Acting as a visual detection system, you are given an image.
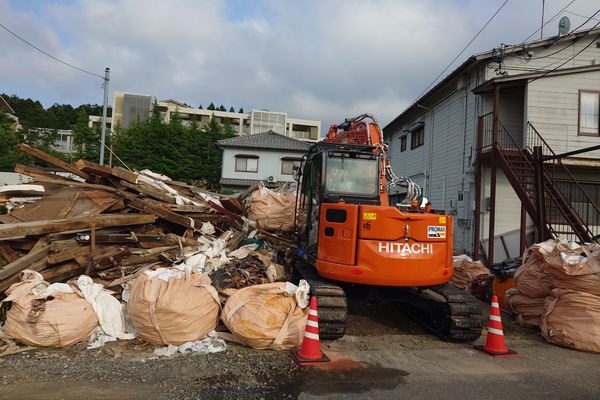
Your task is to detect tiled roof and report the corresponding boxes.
[220,178,283,188]
[217,130,311,152]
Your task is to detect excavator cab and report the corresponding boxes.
[297,143,380,258]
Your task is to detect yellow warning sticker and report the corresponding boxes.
[439,216,447,224]
[363,212,377,220]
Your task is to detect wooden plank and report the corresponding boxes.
[0,245,49,279]
[0,243,20,263]
[167,204,209,213]
[14,165,117,192]
[42,262,85,283]
[14,164,76,182]
[117,191,195,229]
[56,192,80,219]
[0,213,156,240]
[112,166,139,184]
[17,144,91,180]
[75,159,112,177]
[47,245,91,265]
[120,180,175,204]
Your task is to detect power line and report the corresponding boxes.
[0,21,104,79]
[522,0,576,42]
[565,10,600,22]
[518,9,600,62]
[413,0,510,101]
[528,24,600,84]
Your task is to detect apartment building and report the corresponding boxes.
[90,92,321,142]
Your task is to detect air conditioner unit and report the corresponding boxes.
[268,176,274,182]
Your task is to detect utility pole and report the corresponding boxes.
[540,0,545,39]
[99,67,110,165]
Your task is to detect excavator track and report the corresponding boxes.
[293,258,347,340]
[390,284,485,342]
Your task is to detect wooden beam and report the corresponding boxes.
[120,180,175,204]
[0,213,156,240]
[75,159,113,177]
[118,191,196,229]
[0,243,20,263]
[112,166,138,184]
[17,144,91,180]
[0,245,49,279]
[47,245,91,265]
[14,165,117,192]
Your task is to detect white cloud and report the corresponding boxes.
[1,0,599,129]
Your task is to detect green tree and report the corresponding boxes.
[72,109,100,161]
[207,102,215,111]
[218,105,226,111]
[238,107,244,113]
[0,112,25,171]
[229,106,235,112]
[198,104,203,109]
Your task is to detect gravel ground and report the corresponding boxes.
[0,293,552,400]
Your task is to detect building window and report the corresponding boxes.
[235,155,258,172]
[281,158,302,175]
[411,127,425,149]
[579,91,600,136]
[400,136,407,152]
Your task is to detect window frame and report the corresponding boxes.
[234,154,259,172]
[578,90,600,137]
[411,126,425,149]
[281,157,302,175]
[400,135,407,152]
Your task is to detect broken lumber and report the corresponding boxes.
[47,246,91,265]
[120,180,175,204]
[112,166,138,184]
[0,245,50,279]
[17,144,91,180]
[0,214,156,240]
[75,159,113,177]
[117,191,197,229]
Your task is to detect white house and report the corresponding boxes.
[384,27,600,264]
[217,130,311,191]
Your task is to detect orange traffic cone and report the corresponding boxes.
[473,295,518,358]
[290,296,330,365]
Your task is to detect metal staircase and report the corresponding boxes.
[478,112,600,243]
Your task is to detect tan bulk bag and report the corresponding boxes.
[3,271,98,347]
[221,282,308,350]
[505,288,545,327]
[127,269,220,345]
[543,243,600,296]
[450,255,489,290]
[541,288,600,353]
[247,183,295,232]
[514,245,553,297]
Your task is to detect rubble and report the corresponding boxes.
[0,144,302,353]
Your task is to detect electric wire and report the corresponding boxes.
[0,21,104,79]
[522,9,600,61]
[522,0,577,42]
[413,0,510,102]
[565,10,600,22]
[528,24,600,84]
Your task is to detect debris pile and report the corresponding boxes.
[508,238,600,353]
[0,144,304,354]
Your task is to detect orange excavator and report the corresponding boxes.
[294,114,484,341]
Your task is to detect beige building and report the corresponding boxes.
[91,92,321,142]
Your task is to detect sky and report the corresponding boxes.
[1,0,599,131]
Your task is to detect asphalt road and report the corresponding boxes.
[1,296,598,400]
